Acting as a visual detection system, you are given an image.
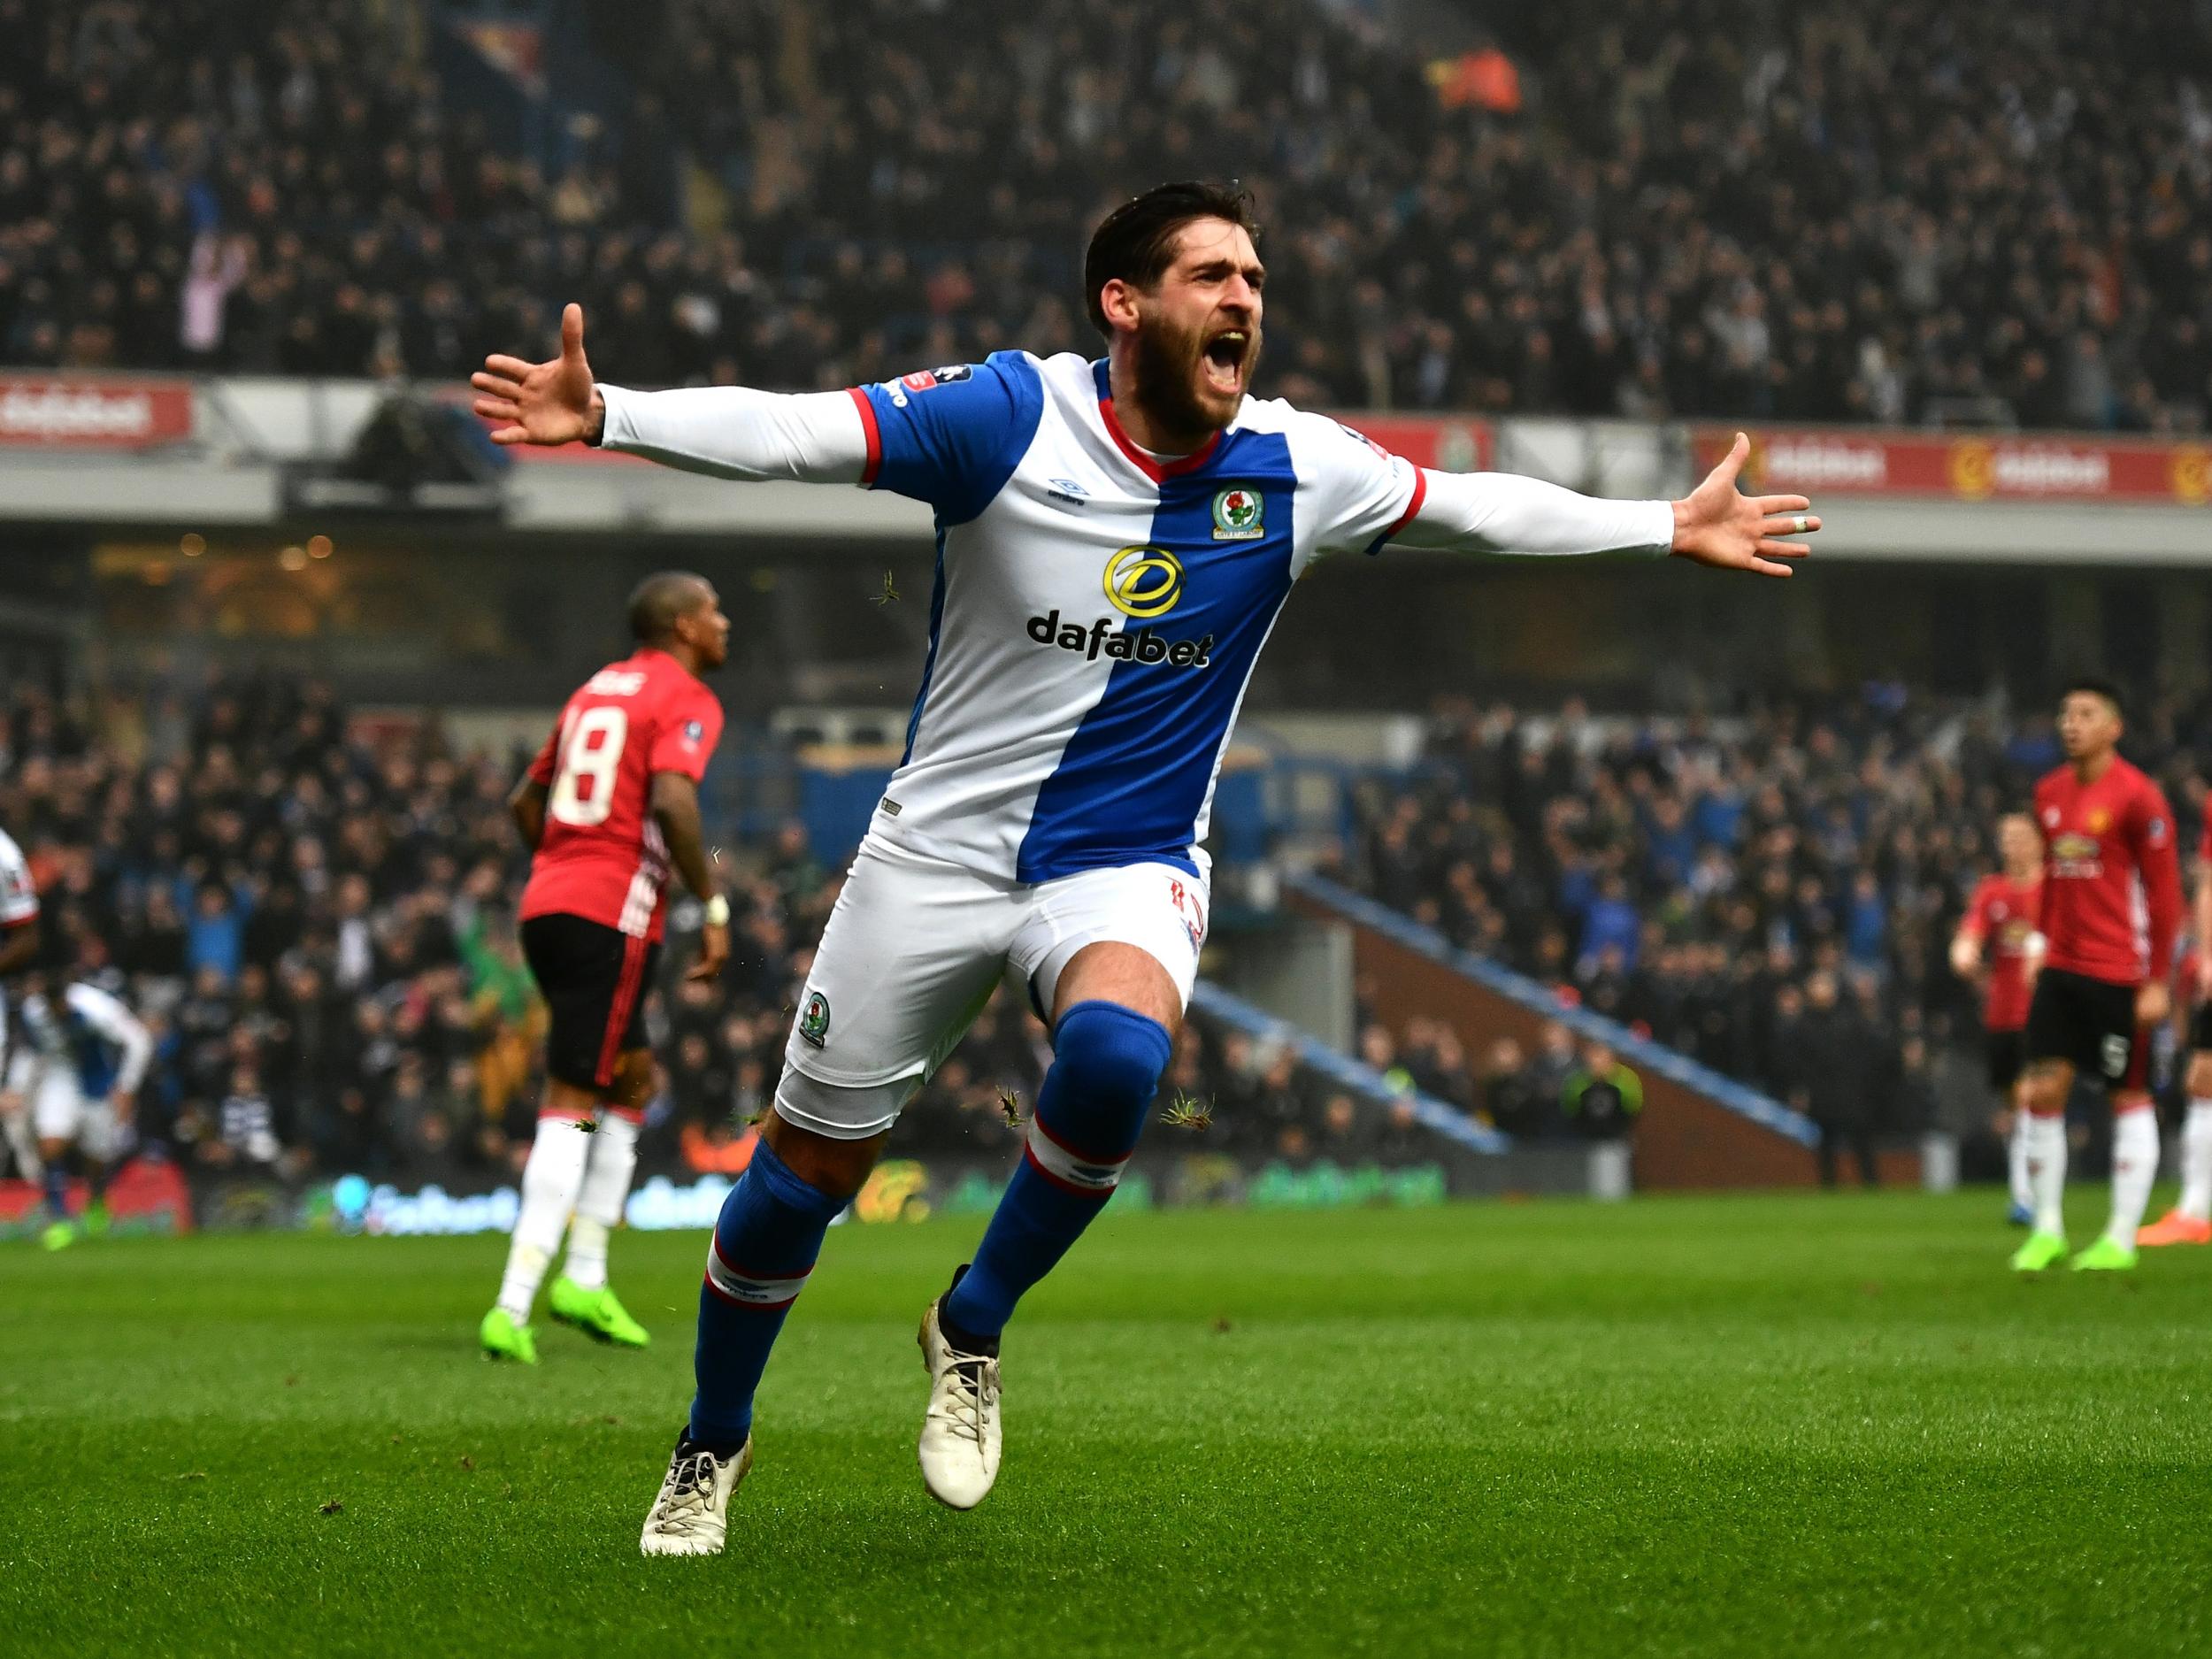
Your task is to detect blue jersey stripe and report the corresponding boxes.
[879,353,1044,765]
[1015,429,1297,883]
[863,350,1045,526]
[901,530,949,766]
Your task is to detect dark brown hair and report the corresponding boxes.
[1083,180,1262,336]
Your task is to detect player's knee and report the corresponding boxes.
[731,1134,850,1227]
[2020,1064,2065,1115]
[1050,1000,1173,1123]
[606,1047,656,1111]
[759,1117,880,1199]
[762,1074,895,1198]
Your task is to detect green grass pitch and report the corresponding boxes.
[4,1190,2209,1657]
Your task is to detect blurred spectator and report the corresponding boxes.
[1791,971,1881,1188]
[1,0,2205,432]
[1562,1042,1641,1141]
[0,672,1617,1190]
[1336,687,2211,1164]
[1480,1036,1547,1138]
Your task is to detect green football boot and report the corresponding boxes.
[479,1306,539,1363]
[2010,1230,2069,1272]
[2070,1235,2138,1273]
[549,1276,651,1348]
[39,1220,75,1253]
[80,1200,110,1239]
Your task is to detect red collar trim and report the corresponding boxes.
[1092,363,1224,481]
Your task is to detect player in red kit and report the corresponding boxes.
[1949,812,2044,1225]
[2010,680,2183,1273]
[480,572,733,1363]
[2138,792,2212,1247]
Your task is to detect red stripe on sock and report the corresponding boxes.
[1020,1141,1118,1200]
[1030,1111,1131,1171]
[710,1233,815,1285]
[701,1271,797,1312]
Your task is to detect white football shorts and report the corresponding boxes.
[24,1067,119,1157]
[777,834,1209,1138]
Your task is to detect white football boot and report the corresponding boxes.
[917,1297,1002,1509]
[640,1435,752,1556]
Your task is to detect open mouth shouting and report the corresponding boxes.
[1202,327,1252,398]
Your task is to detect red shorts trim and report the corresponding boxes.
[595,932,650,1089]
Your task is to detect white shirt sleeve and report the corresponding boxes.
[1298,412,1673,562]
[1297,414,1426,558]
[67,984,152,1097]
[0,830,37,926]
[1394,469,1676,558]
[596,384,872,484]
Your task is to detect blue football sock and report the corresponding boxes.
[43,1160,69,1223]
[687,1139,846,1451]
[946,1000,1171,1340]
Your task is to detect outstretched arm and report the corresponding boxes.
[472,303,868,483]
[1393,432,1819,575]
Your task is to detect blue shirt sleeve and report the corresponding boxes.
[852,351,1045,525]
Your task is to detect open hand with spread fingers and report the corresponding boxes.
[471,302,604,446]
[1669,431,1820,577]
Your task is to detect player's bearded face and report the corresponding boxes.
[1130,219,1263,436]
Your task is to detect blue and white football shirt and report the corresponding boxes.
[843,352,1425,886]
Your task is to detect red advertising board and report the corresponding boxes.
[1699,426,2212,506]
[0,1157,193,1234]
[1336,413,1494,472]
[0,376,194,449]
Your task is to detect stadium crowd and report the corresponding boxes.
[5,0,2210,431]
[1331,689,2212,1172]
[0,672,1448,1195]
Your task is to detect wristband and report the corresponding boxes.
[703,894,731,927]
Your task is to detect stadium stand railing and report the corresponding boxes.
[1189,979,1509,1156]
[1283,872,1820,1150]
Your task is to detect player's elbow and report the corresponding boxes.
[649,771,699,824]
[510,779,549,841]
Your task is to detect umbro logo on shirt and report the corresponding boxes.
[1047,478,1090,506]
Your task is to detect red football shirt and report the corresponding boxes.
[519,649,724,941]
[2033,757,2182,987]
[1959,872,2042,1032]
